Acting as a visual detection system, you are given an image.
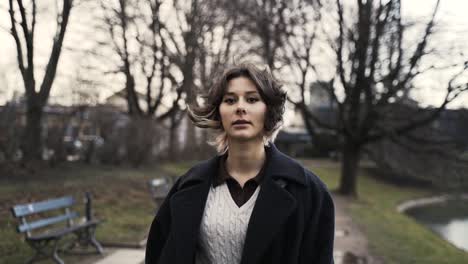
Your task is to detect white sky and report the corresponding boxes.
[401,0,468,108]
[0,0,467,108]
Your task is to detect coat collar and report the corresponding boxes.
[169,143,306,264]
[177,143,307,189]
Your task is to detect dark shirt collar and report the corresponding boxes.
[213,148,268,188]
[176,143,307,191]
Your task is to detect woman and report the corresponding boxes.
[145,63,335,264]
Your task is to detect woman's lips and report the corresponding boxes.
[232,123,250,128]
[232,120,251,125]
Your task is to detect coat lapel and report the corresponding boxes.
[240,144,306,264]
[239,176,297,264]
[169,158,216,264]
[170,183,210,263]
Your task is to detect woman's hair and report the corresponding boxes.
[188,62,287,154]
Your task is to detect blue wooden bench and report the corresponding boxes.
[11,192,103,264]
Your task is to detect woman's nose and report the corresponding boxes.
[236,107,246,115]
[235,98,247,114]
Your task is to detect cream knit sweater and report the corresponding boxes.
[195,183,260,264]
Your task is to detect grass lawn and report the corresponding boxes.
[0,162,191,264]
[2,159,467,264]
[300,160,468,264]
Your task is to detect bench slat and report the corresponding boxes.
[17,212,78,233]
[11,196,75,217]
[28,219,101,240]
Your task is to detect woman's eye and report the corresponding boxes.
[223,98,235,104]
[247,97,259,103]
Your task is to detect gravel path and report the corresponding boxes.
[333,193,384,264]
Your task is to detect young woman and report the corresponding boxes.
[145,63,335,264]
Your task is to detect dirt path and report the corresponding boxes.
[332,193,384,264]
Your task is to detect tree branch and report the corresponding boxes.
[39,0,73,106]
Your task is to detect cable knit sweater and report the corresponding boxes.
[195,183,261,264]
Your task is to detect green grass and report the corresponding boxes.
[3,159,468,263]
[302,161,468,264]
[160,160,198,176]
[0,162,173,264]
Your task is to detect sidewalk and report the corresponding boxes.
[93,193,380,264]
[333,193,384,264]
[93,249,145,264]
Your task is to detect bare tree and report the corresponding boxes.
[8,0,74,161]
[99,0,183,120]
[98,0,228,160]
[290,0,468,196]
[279,2,326,136]
[188,0,238,156]
[196,0,237,91]
[98,0,223,115]
[163,0,238,157]
[222,0,321,69]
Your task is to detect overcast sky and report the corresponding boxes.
[401,0,468,108]
[0,0,467,108]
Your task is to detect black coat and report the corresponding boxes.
[145,144,335,264]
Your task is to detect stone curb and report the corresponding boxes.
[396,193,468,213]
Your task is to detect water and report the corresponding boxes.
[406,199,468,251]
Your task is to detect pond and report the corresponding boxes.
[405,199,468,251]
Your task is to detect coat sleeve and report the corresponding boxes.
[300,186,335,264]
[145,177,181,264]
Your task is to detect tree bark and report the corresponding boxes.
[338,138,361,196]
[125,72,141,117]
[9,0,73,163]
[168,112,178,161]
[23,103,43,161]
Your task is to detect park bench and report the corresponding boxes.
[148,176,174,212]
[10,192,103,264]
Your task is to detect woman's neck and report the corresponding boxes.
[225,139,266,185]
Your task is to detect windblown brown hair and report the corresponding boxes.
[187,62,287,154]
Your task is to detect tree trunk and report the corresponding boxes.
[125,73,141,116]
[338,138,361,196]
[184,119,197,159]
[23,104,43,161]
[168,113,178,161]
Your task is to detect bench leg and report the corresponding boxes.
[52,241,65,264]
[72,224,103,254]
[90,236,104,254]
[87,225,104,254]
[26,239,64,264]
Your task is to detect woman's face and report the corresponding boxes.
[219,76,267,142]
